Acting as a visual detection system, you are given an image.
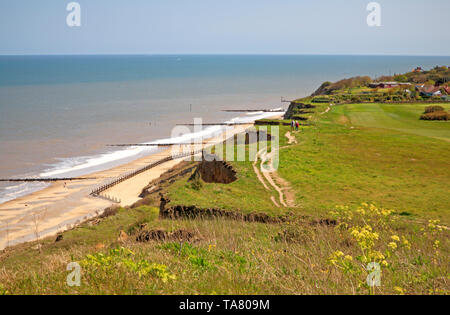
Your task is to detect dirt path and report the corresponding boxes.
[252,155,270,191]
[320,103,334,115]
[285,131,298,145]
[253,147,295,208]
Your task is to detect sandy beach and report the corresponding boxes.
[0,123,254,250]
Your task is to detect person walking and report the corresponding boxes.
[295,121,299,131]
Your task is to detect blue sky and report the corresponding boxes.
[1,0,449,55]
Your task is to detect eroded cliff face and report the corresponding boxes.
[283,102,316,120]
[189,154,237,184]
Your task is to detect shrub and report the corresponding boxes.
[420,111,450,121]
[190,173,203,191]
[394,75,408,82]
[424,106,445,113]
[312,97,330,103]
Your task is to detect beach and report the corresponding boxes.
[0,123,255,250]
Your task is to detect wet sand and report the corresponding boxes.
[0,124,253,250]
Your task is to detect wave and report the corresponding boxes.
[0,109,284,204]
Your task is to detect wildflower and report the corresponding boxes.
[394,286,405,295]
[381,260,388,267]
[368,250,385,262]
[391,235,400,242]
[356,207,366,216]
[350,225,379,250]
[388,242,398,250]
[433,240,440,250]
[328,251,345,266]
[344,255,353,261]
[402,237,411,250]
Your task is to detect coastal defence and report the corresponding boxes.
[0,178,96,182]
[0,122,257,251]
[90,150,204,197]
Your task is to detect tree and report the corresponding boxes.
[394,75,408,83]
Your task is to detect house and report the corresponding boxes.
[369,82,411,89]
[417,85,442,97]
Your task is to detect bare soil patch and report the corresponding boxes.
[136,229,200,243]
[160,201,287,224]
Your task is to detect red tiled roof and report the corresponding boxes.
[418,85,440,94]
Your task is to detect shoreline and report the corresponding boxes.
[0,121,268,250]
[0,102,288,204]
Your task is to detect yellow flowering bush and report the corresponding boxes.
[328,251,356,274]
[327,202,439,294]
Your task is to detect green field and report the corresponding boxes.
[169,102,450,223]
[336,103,450,142]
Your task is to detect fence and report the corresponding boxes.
[90,149,203,197]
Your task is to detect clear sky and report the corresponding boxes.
[1,0,449,55]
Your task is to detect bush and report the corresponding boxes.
[190,173,203,191]
[394,75,408,82]
[420,111,450,121]
[312,97,330,103]
[424,106,445,114]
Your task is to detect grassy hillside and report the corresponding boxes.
[169,102,450,223]
[0,101,448,295]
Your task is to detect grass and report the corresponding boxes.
[0,100,448,295]
[0,203,447,295]
[276,103,450,222]
[337,103,450,141]
[167,134,290,216]
[168,102,450,223]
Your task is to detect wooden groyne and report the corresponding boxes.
[90,150,203,197]
[97,194,121,204]
[176,123,250,126]
[0,177,96,182]
[106,143,208,147]
[222,109,285,113]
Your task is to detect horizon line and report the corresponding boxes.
[1,53,450,57]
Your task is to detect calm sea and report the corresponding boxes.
[1,54,449,203]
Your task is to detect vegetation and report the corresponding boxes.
[421,105,450,121]
[0,79,449,295]
[312,76,373,96]
[377,66,450,85]
[311,66,450,105]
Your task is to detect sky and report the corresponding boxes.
[0,0,449,55]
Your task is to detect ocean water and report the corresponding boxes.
[1,54,450,203]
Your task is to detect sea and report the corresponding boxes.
[1,54,450,203]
